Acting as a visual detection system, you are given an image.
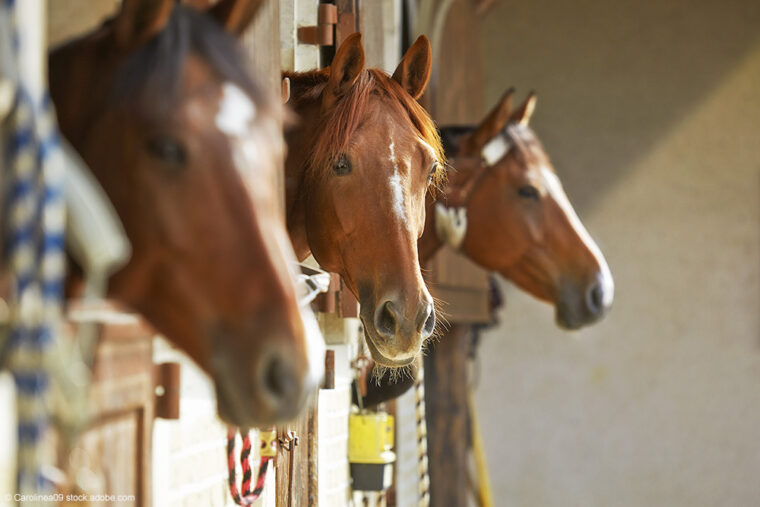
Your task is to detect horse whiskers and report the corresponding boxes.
[364,296,446,387]
[431,295,451,339]
[370,364,388,386]
[370,363,414,385]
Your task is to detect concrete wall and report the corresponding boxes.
[472,0,760,505]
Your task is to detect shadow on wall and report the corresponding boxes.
[479,0,760,211]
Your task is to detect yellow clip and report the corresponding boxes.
[260,428,278,457]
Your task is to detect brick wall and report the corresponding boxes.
[152,338,272,507]
[393,389,421,507]
[317,343,354,506]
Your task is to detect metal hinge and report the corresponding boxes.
[297,3,338,46]
[155,362,181,419]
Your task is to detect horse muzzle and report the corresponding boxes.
[359,290,435,367]
[555,274,614,329]
[210,339,318,428]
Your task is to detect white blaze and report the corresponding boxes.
[388,139,409,228]
[215,82,326,386]
[216,82,256,137]
[541,167,614,307]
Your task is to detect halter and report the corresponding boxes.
[481,123,521,166]
[434,124,519,251]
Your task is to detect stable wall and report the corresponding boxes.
[471,0,760,505]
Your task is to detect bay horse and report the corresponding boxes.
[48,0,324,427]
[284,34,446,367]
[422,89,614,328]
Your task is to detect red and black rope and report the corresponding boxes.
[227,427,273,505]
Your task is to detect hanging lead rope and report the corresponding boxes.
[415,363,430,506]
[226,427,276,506]
[223,265,326,505]
[0,0,66,497]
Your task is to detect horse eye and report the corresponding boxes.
[517,185,540,200]
[146,136,187,167]
[428,162,438,182]
[334,153,352,175]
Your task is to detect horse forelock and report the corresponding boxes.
[111,5,274,121]
[287,68,446,188]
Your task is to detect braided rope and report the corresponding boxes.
[414,363,430,506]
[226,427,272,505]
[1,0,66,497]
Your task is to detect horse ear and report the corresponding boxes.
[114,0,173,49]
[323,33,365,110]
[208,0,265,36]
[462,88,514,154]
[392,35,432,100]
[510,92,537,126]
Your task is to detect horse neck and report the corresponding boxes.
[283,75,324,260]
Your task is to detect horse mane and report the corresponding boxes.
[112,5,271,118]
[285,68,446,188]
[438,125,476,157]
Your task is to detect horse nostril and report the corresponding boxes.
[421,306,436,337]
[375,301,398,339]
[586,282,605,316]
[263,355,298,403]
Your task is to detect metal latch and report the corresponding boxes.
[260,428,278,458]
[297,4,337,46]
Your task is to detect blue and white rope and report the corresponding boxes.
[1,0,67,497]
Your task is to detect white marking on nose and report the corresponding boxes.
[216,82,256,137]
[388,139,409,228]
[541,167,614,307]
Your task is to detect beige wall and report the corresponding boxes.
[472,0,760,505]
[47,0,120,48]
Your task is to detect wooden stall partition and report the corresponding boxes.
[58,311,155,507]
[392,1,493,506]
[277,1,388,504]
[424,2,493,506]
[360,0,403,72]
[278,1,333,505]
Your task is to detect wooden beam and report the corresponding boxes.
[423,324,470,507]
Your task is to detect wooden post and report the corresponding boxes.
[417,1,489,505]
[423,324,470,507]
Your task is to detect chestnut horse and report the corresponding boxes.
[422,89,614,328]
[284,34,446,367]
[48,0,324,427]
